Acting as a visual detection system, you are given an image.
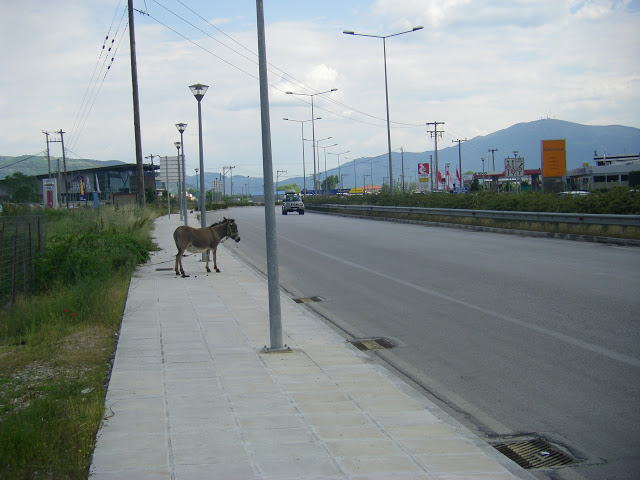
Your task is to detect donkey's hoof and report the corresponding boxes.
[206,268,211,273]
[181,273,190,278]
[215,268,221,273]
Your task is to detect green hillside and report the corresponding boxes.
[0,156,125,180]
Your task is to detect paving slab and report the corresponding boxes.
[89,213,536,480]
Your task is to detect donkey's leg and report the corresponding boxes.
[176,248,189,277]
[205,249,211,273]
[213,246,220,272]
[175,250,182,275]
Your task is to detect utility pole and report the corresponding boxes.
[276,170,286,195]
[453,138,467,190]
[223,166,235,197]
[489,148,498,171]
[400,146,405,193]
[145,154,159,208]
[42,131,52,178]
[57,129,69,208]
[128,0,145,207]
[229,166,235,197]
[256,0,283,351]
[426,122,444,190]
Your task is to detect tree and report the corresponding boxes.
[145,187,156,204]
[1,172,40,203]
[278,183,300,193]
[320,175,338,191]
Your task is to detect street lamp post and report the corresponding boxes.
[318,141,337,194]
[174,141,183,222]
[188,84,208,249]
[276,170,286,197]
[343,26,423,194]
[283,117,320,196]
[328,150,349,194]
[340,174,349,193]
[175,123,188,225]
[194,168,199,209]
[286,88,337,195]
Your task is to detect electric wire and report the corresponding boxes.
[0,152,47,171]
[69,20,129,153]
[148,0,426,129]
[68,3,128,151]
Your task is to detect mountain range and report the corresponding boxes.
[2,119,639,193]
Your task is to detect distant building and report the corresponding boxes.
[567,153,640,190]
[473,169,542,191]
[33,163,159,207]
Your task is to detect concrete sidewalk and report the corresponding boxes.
[89,213,535,480]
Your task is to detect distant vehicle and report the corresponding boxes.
[282,190,304,215]
[559,190,590,196]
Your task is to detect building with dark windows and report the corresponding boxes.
[33,163,159,208]
[566,153,640,190]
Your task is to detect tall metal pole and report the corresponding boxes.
[256,0,283,350]
[401,146,405,193]
[174,142,183,220]
[344,27,423,194]
[164,156,171,218]
[128,0,145,207]
[196,103,205,228]
[453,139,467,190]
[58,130,69,208]
[43,131,51,178]
[180,130,188,225]
[301,123,306,194]
[310,98,317,194]
[382,37,394,194]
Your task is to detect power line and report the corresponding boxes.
[0,152,47,171]
[146,0,425,130]
[68,4,129,151]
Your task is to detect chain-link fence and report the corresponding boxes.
[0,216,45,308]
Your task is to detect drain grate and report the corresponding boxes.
[293,296,325,304]
[156,268,174,271]
[493,438,576,469]
[349,337,396,351]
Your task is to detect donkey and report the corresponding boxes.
[173,217,240,277]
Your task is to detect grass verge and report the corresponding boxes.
[0,206,157,479]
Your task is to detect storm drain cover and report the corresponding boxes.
[156,268,174,271]
[349,337,396,351]
[493,438,576,469]
[293,296,325,304]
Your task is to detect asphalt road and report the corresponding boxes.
[222,206,640,480]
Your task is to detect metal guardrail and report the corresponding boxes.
[314,204,640,227]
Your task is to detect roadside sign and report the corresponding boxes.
[418,163,429,175]
[505,157,525,178]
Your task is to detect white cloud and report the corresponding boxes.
[1,0,638,180]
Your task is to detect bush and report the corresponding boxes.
[304,187,640,215]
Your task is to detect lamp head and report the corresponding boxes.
[343,30,355,35]
[174,141,181,149]
[413,26,424,31]
[175,123,187,133]
[189,83,209,101]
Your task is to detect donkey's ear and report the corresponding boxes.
[223,217,227,221]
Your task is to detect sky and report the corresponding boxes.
[1,0,639,182]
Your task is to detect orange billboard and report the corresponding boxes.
[541,139,566,177]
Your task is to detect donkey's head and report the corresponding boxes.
[224,217,241,243]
